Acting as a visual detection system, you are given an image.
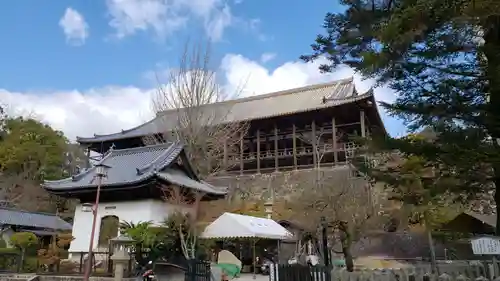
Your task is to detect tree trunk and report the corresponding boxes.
[483,16,500,235]
[341,243,353,272]
[20,248,25,271]
[339,222,353,272]
[426,228,438,274]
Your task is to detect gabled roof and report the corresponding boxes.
[0,207,72,230]
[42,143,226,196]
[201,212,293,240]
[77,78,377,144]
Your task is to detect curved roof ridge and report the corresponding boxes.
[111,142,172,154]
[158,77,355,114]
[91,117,159,138]
[136,142,181,174]
[44,148,116,184]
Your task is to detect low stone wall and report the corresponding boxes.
[207,166,371,200]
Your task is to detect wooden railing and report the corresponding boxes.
[228,142,359,162]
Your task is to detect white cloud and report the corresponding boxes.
[260,53,276,63]
[0,87,155,141]
[220,54,395,103]
[59,8,89,46]
[105,0,241,41]
[0,55,398,141]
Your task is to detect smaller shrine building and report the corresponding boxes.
[42,142,226,258]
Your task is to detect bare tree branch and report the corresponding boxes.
[160,185,204,259]
[146,40,249,178]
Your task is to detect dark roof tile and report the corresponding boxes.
[42,142,226,196]
[0,207,72,230]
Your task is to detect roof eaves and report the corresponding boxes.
[76,115,161,142]
[43,172,156,191]
[155,171,227,195]
[364,90,388,135]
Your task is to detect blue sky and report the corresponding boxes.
[0,0,404,140]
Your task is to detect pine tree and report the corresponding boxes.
[301,0,500,233]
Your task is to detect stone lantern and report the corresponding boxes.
[110,234,135,281]
[264,199,273,219]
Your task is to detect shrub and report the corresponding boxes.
[10,232,39,261]
[58,260,79,273]
[0,248,21,272]
[21,257,38,273]
[0,248,19,254]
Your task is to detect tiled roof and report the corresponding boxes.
[0,207,72,230]
[42,143,226,195]
[77,78,374,143]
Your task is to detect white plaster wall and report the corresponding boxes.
[68,199,189,254]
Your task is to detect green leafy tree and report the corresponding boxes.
[10,232,39,263]
[119,220,169,265]
[0,117,68,179]
[0,116,70,211]
[301,0,500,233]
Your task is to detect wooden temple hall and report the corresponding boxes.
[77,78,386,175]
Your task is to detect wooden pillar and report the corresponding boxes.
[86,147,91,169]
[360,110,366,137]
[292,124,297,169]
[240,136,244,175]
[223,138,228,170]
[274,124,279,171]
[207,153,212,174]
[256,130,261,173]
[312,121,317,167]
[332,117,338,165]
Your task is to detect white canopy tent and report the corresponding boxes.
[201,212,293,278]
[201,212,293,240]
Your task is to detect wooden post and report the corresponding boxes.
[240,135,244,175]
[223,138,228,171]
[312,121,317,167]
[360,110,366,137]
[256,129,261,173]
[86,147,91,169]
[207,153,212,174]
[274,124,279,171]
[332,117,338,165]
[292,123,297,169]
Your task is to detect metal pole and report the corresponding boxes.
[83,175,103,281]
[252,239,256,280]
[321,217,330,267]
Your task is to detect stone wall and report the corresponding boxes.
[206,165,372,201]
[0,275,136,281]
